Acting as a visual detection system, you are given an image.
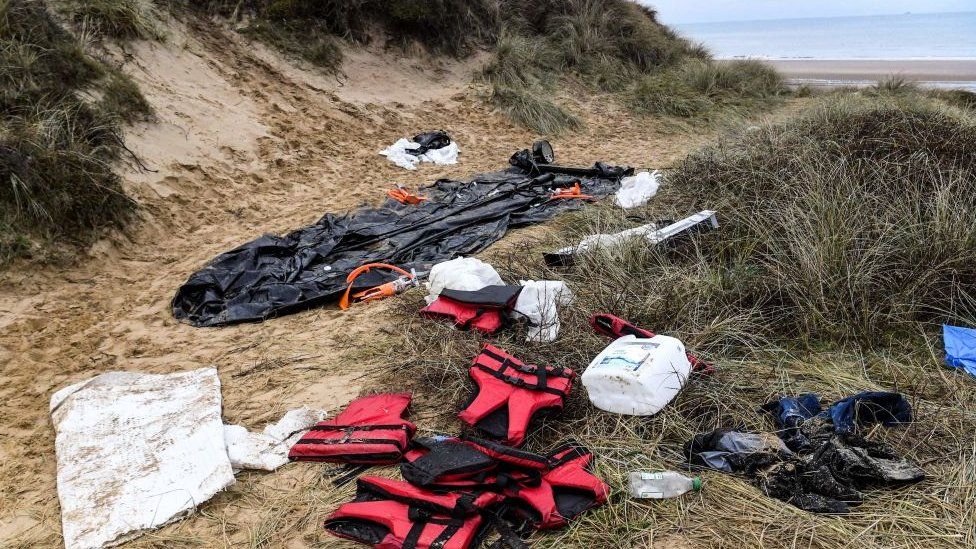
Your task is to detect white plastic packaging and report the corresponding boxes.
[379,138,460,170]
[224,406,326,471]
[614,170,661,209]
[628,471,702,499]
[581,334,692,416]
[513,280,573,342]
[425,257,503,304]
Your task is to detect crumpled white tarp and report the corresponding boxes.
[50,368,234,549]
[224,406,325,471]
[51,368,327,549]
[379,138,460,170]
[425,257,503,304]
[514,280,574,342]
[615,170,660,209]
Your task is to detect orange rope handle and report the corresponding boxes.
[339,263,414,310]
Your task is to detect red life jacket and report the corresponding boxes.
[324,476,500,549]
[458,345,574,447]
[589,313,715,375]
[420,286,522,334]
[502,443,610,530]
[289,393,416,464]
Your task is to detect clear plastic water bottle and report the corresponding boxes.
[628,471,702,499]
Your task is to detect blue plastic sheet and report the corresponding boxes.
[826,392,912,434]
[943,324,976,378]
[763,393,821,425]
[763,391,912,435]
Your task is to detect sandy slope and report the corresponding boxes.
[0,18,746,548]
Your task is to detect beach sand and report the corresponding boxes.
[761,59,976,89]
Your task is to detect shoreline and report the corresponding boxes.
[740,59,976,90]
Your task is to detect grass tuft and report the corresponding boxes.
[239,19,343,73]
[626,71,712,117]
[61,0,160,39]
[870,76,919,95]
[490,86,582,135]
[0,0,139,262]
[665,94,976,346]
[100,70,154,121]
[680,58,786,99]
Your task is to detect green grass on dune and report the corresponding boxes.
[480,1,784,133]
[0,0,150,263]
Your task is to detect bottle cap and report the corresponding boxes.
[692,477,703,491]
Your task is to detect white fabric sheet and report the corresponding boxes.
[51,368,234,549]
[224,406,325,471]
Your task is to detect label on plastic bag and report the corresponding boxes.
[594,343,659,371]
[639,472,665,481]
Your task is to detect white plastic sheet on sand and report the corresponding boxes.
[224,406,325,471]
[50,368,234,549]
[514,280,574,342]
[379,137,460,170]
[614,170,660,209]
[424,257,504,304]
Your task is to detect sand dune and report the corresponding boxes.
[0,17,747,548]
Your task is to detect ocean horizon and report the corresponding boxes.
[674,11,976,61]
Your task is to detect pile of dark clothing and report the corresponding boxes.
[289,344,607,548]
[171,144,631,327]
[685,391,924,513]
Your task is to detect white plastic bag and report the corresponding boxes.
[379,138,460,170]
[513,280,574,342]
[614,170,660,209]
[425,257,503,304]
[224,406,326,471]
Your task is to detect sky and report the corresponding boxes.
[639,1,976,24]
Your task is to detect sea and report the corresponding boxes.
[674,11,976,60]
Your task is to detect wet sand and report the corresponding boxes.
[761,59,976,89]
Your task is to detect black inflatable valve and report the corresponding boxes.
[532,140,555,164]
[510,142,633,179]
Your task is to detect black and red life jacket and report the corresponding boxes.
[420,286,523,334]
[401,437,608,531]
[289,393,416,464]
[502,442,609,530]
[325,476,501,549]
[589,313,715,375]
[458,345,574,447]
[401,436,549,492]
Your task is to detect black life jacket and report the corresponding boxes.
[458,344,574,446]
[420,286,522,334]
[289,393,415,464]
[325,476,501,549]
